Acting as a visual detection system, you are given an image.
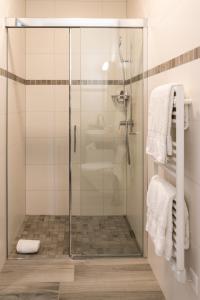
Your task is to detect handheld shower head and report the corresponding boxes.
[118,36,122,48]
[118,36,124,63]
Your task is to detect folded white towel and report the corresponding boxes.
[146,175,189,260]
[16,239,40,254]
[146,83,176,163]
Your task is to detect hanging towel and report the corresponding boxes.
[146,175,189,260]
[146,83,176,164]
[16,239,40,254]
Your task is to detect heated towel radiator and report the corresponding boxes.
[153,84,191,283]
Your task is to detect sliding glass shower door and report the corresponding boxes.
[70,27,144,257]
[6,22,144,259]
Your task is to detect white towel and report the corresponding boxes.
[146,83,176,164]
[16,239,40,254]
[146,175,189,260]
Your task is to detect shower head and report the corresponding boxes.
[118,36,130,64]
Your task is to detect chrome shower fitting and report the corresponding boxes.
[119,119,134,132]
[112,90,129,107]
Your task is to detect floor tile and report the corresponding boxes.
[0,260,74,284]
[0,283,59,300]
[59,291,165,300]
[9,215,141,259]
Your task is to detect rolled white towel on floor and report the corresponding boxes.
[16,239,40,254]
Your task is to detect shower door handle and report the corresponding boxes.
[73,125,77,153]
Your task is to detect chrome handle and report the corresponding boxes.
[74,125,77,153]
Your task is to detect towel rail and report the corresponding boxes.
[153,85,191,283]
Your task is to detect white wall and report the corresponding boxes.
[127,1,200,299]
[0,0,26,269]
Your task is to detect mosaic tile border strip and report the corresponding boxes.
[1,46,200,85]
[0,67,26,84]
[0,70,125,85]
[26,79,125,85]
[127,45,200,83]
[144,46,200,78]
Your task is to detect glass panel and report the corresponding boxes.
[7,28,70,259]
[70,28,144,257]
[126,29,144,253]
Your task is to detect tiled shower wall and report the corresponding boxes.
[25,27,129,216]
[26,0,127,18]
[26,29,69,215]
[25,0,127,216]
[71,28,127,217]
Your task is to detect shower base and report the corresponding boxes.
[9,215,141,259]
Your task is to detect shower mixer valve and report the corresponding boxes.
[119,120,134,131]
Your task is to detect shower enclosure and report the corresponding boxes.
[6,19,145,258]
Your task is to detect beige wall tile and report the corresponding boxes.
[102,1,127,18]
[54,137,69,164]
[54,54,69,80]
[72,190,81,215]
[103,190,126,215]
[103,164,125,190]
[55,1,102,18]
[0,28,7,69]
[55,190,69,215]
[81,191,103,215]
[26,165,54,190]
[26,137,54,165]
[55,111,68,137]
[26,112,54,138]
[54,164,69,190]
[26,86,54,112]
[8,80,26,114]
[54,86,69,112]
[71,87,80,112]
[81,165,104,191]
[0,0,25,16]
[26,190,56,215]
[26,28,54,54]
[81,87,105,112]
[26,0,55,17]
[8,29,26,77]
[26,54,54,79]
[54,29,69,54]
[127,0,200,68]
[71,163,80,191]
[26,0,127,18]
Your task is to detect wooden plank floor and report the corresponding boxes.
[0,258,165,300]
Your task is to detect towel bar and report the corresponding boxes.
[153,85,192,283]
